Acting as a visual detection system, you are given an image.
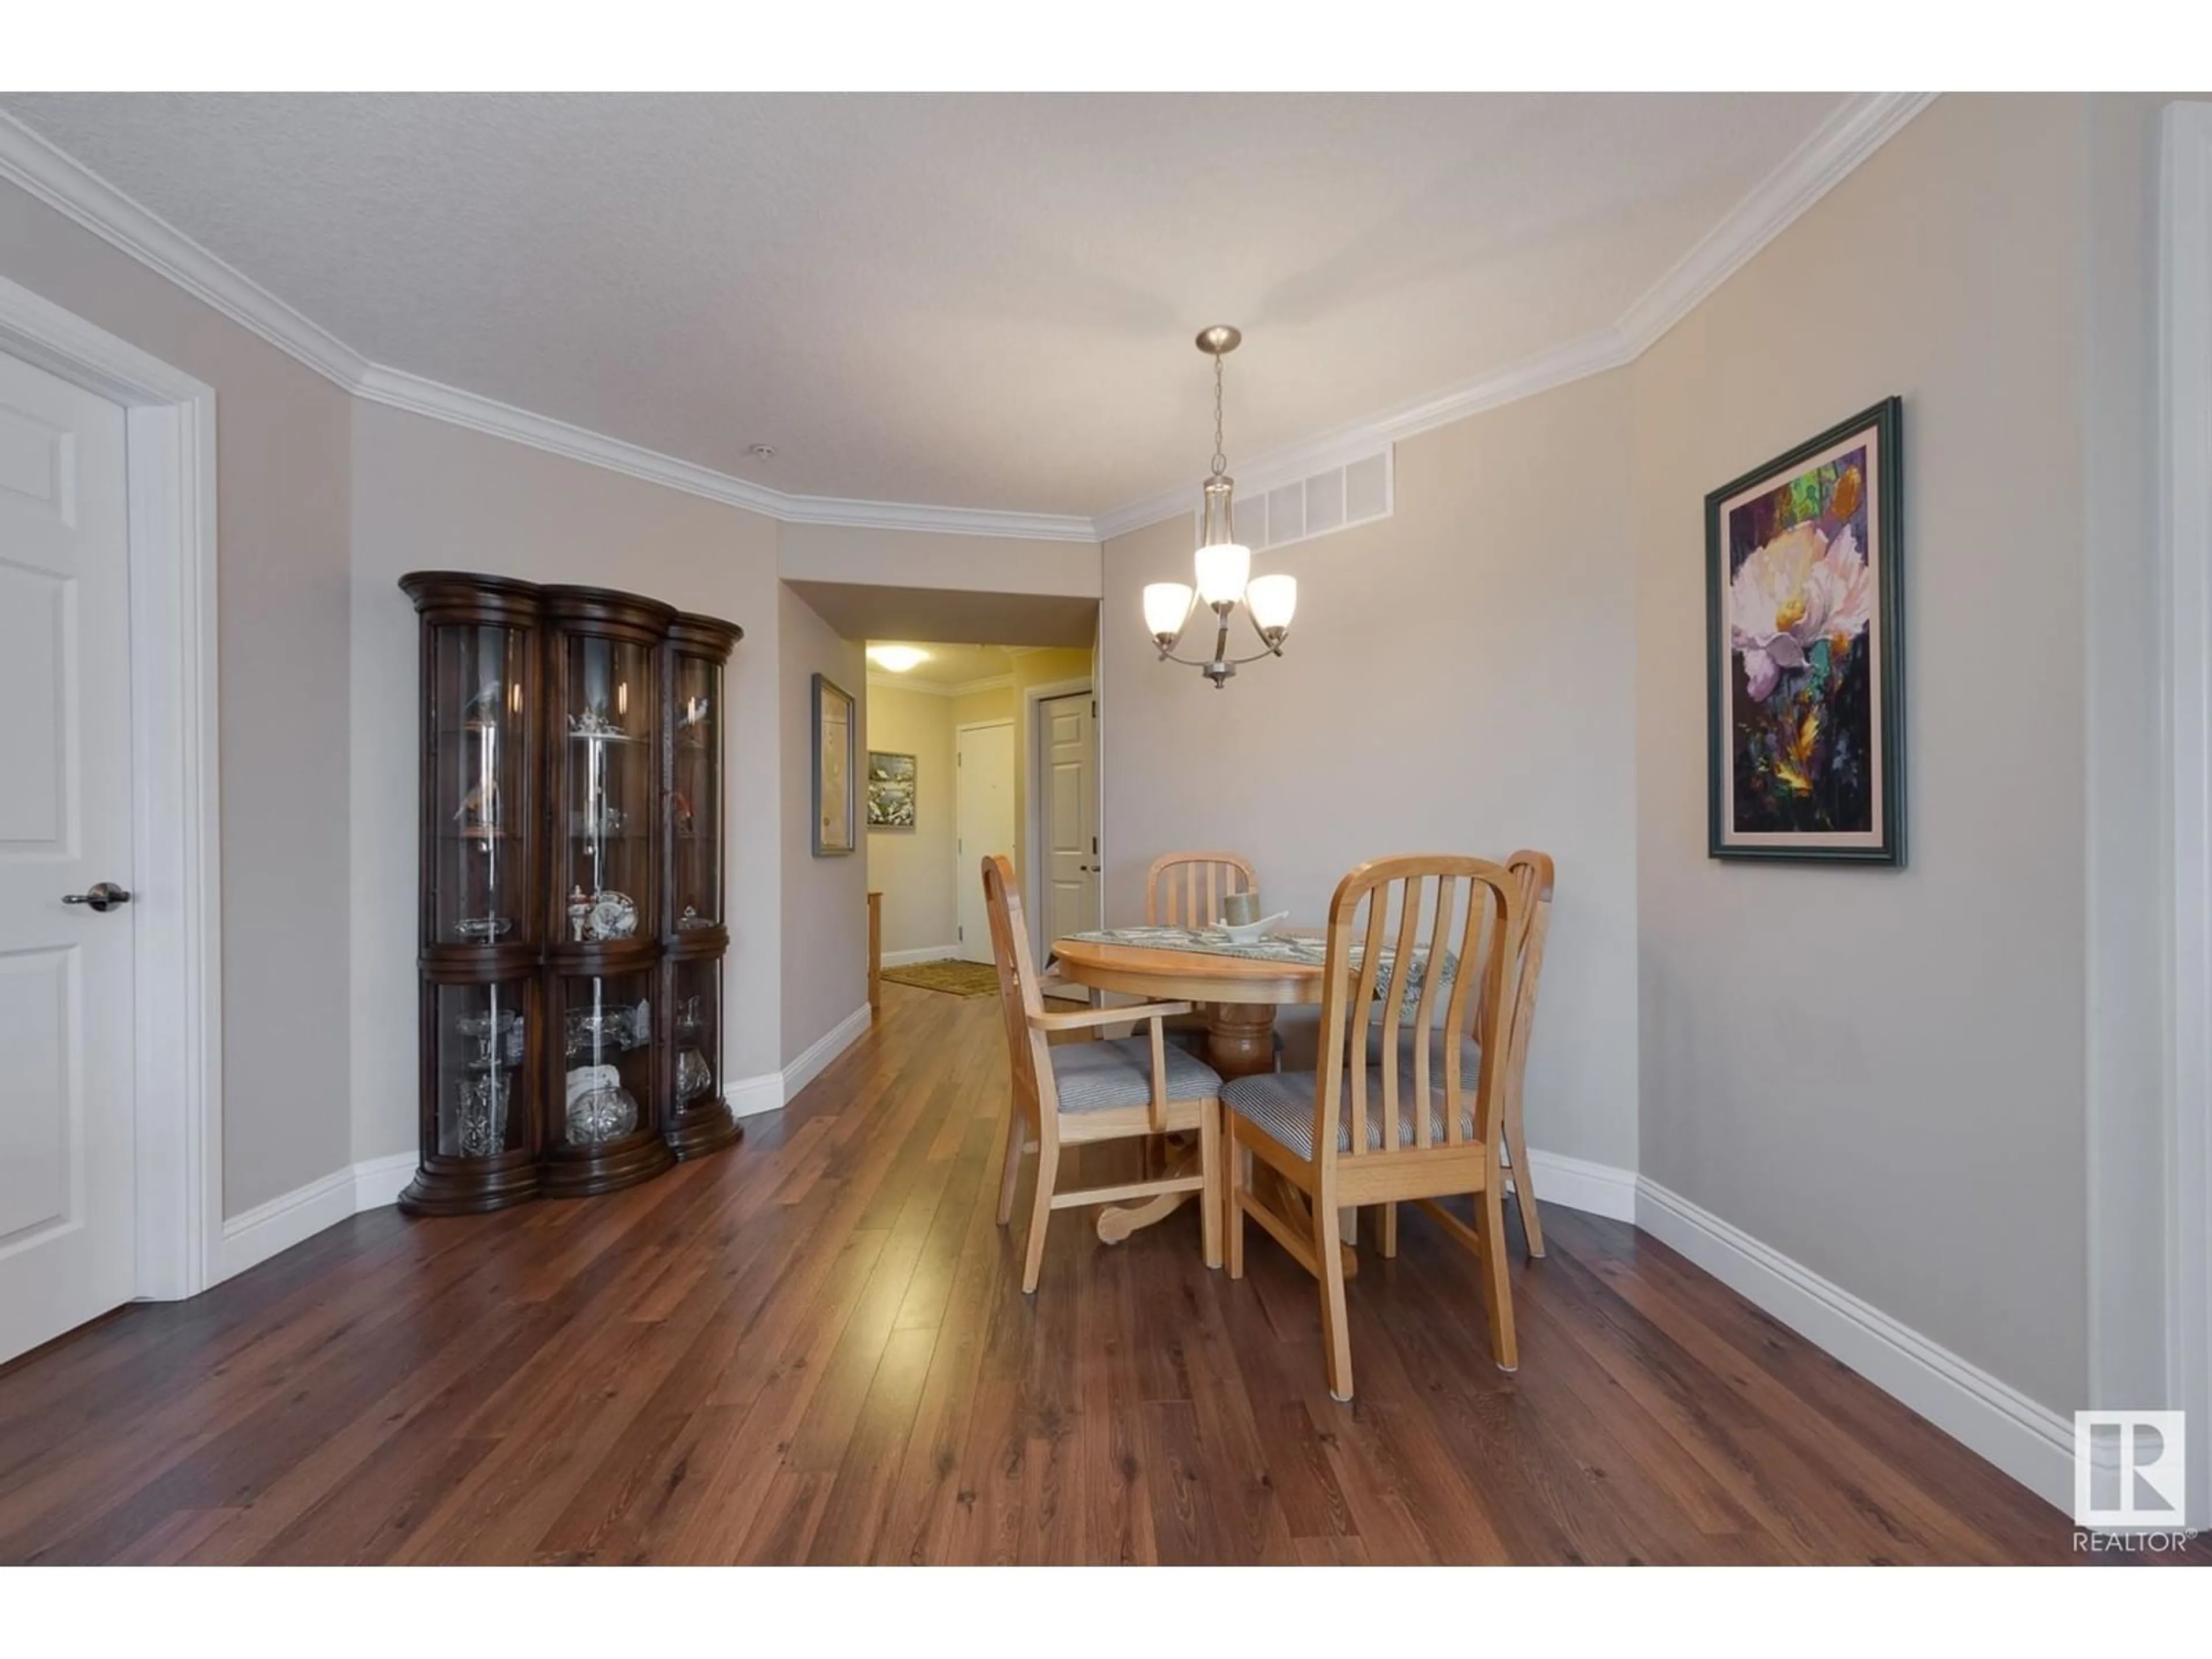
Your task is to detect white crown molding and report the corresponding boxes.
[1,94,1934,549]
[0,109,368,392]
[1092,91,1938,544]
[357,361,1103,540]
[867,669,1013,698]
[1613,91,1939,352]
[0,108,1094,545]
[773,487,1094,543]
[1093,327,1634,543]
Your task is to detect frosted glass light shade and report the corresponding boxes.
[866,645,928,672]
[1195,542,1251,607]
[1247,573,1297,633]
[1143,582,1194,642]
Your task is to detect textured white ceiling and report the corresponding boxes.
[0,92,1846,516]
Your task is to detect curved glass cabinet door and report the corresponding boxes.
[670,653,722,932]
[558,634,656,942]
[429,621,534,947]
[436,981,532,1158]
[669,958,724,1114]
[552,970,656,1150]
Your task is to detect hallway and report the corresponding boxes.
[0,984,2087,1565]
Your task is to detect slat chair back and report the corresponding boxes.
[1146,851,1259,928]
[1223,853,1529,1399]
[1316,856,1525,1166]
[1493,849,1555,1255]
[982,851,1051,1114]
[980,854,1225,1292]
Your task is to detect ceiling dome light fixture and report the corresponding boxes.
[1142,325,1297,690]
[866,645,929,672]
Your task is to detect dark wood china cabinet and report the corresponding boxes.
[397,572,743,1214]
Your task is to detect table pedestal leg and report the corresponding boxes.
[1205,1001,1278,1080]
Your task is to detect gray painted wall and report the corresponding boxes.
[0,176,354,1219]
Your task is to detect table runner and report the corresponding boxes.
[1058,925,1456,1008]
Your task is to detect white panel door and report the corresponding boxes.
[1039,691,1098,952]
[953,722,1015,964]
[0,350,135,1365]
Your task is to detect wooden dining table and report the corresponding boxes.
[1048,926,1333,1247]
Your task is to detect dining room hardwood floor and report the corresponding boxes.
[0,983,2113,1565]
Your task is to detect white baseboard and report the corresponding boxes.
[1633,1177,2074,1515]
[218,1164,358,1282]
[726,1071,785,1120]
[350,1152,416,1211]
[781,1002,873,1104]
[880,943,964,968]
[1516,1147,1638,1222]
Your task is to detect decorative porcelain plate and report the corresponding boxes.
[590,891,638,940]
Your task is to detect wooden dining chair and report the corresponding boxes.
[1494,849,1555,1256]
[1145,850,1260,927]
[1145,851,1275,1058]
[1223,855,1529,1399]
[1374,847,1557,1260]
[982,855,1225,1293]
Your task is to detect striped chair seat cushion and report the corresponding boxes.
[1049,1035,1222,1113]
[1223,1057,1480,1161]
[1274,1007,1480,1076]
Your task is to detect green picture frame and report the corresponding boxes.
[1706,397,1905,864]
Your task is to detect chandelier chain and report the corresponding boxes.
[1210,353,1228,478]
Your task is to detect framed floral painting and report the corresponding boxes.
[1707,397,1904,863]
[812,673,855,857]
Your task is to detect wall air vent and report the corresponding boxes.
[1198,447,1393,556]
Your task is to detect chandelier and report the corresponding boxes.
[1142,325,1297,688]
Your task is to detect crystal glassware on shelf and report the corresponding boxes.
[676,1047,713,1102]
[453,1070,512,1157]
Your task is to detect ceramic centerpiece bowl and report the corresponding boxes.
[1221,911,1290,946]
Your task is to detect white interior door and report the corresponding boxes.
[0,350,137,1365]
[954,722,1016,964]
[1039,691,1099,953]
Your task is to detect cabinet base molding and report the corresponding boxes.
[399,1157,542,1216]
[666,1099,744,1161]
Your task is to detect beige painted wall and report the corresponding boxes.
[1101,372,1641,1172]
[779,585,870,1059]
[777,520,1100,598]
[951,684,1015,729]
[0,177,355,1219]
[1631,92,2110,1412]
[347,401,785,1163]
[865,683,959,956]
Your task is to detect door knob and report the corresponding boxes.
[62,882,132,912]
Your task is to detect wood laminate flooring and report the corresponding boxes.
[0,985,2144,1565]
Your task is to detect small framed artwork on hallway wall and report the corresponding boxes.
[1707,396,1904,865]
[866,751,917,828]
[813,673,856,855]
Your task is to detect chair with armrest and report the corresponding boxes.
[982,854,1225,1293]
